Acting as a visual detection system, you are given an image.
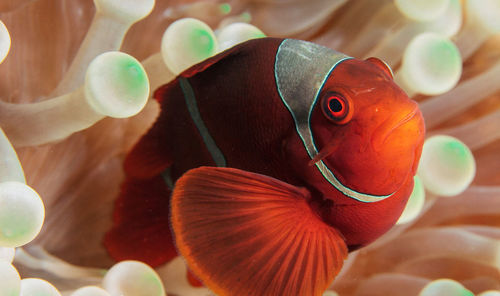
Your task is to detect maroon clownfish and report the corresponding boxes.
[104,38,425,296]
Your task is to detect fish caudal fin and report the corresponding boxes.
[104,175,177,267]
[171,167,348,296]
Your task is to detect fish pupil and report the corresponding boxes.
[321,92,352,124]
[329,98,343,113]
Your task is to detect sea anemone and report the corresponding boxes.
[0,0,498,295]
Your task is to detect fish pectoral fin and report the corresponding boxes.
[171,166,348,296]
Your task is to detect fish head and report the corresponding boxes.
[308,57,425,202]
[305,57,425,248]
[275,39,424,248]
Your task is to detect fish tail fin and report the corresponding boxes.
[103,175,177,267]
[171,167,348,296]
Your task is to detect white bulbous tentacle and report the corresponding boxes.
[51,0,155,96]
[0,51,149,147]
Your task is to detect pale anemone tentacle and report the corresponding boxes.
[142,52,175,95]
[332,212,500,295]
[0,261,21,296]
[20,278,62,296]
[51,0,155,96]
[13,247,105,279]
[368,227,500,270]
[143,17,225,93]
[313,0,392,50]
[411,186,500,228]
[393,0,450,22]
[0,101,24,205]
[323,291,340,296]
[364,0,462,67]
[432,109,500,151]
[0,127,25,184]
[394,256,500,284]
[13,247,167,295]
[479,291,500,296]
[353,273,430,296]
[458,225,500,240]
[0,246,15,262]
[0,24,39,295]
[455,0,500,60]
[419,279,474,296]
[102,261,165,296]
[0,166,45,249]
[420,60,500,129]
[0,51,150,147]
[342,0,450,57]
[162,2,233,23]
[216,22,266,52]
[417,135,475,197]
[0,124,44,248]
[394,32,462,96]
[217,11,253,30]
[335,226,500,295]
[161,18,218,75]
[248,0,347,38]
[0,20,10,64]
[70,286,111,296]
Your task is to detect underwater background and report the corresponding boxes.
[0,0,498,295]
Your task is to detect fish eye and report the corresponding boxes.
[320,92,353,124]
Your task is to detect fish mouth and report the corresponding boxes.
[371,105,419,151]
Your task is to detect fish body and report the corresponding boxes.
[105,38,425,296]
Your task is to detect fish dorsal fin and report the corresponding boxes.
[171,167,347,296]
[154,38,274,104]
[153,40,245,103]
[123,113,172,178]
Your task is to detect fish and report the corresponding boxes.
[104,37,425,296]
